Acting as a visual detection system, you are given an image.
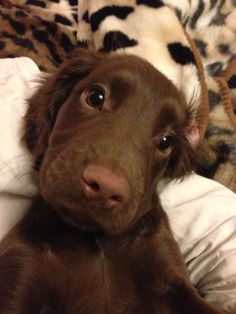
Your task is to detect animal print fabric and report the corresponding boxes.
[169,0,236,192]
[0,0,78,71]
[0,0,235,192]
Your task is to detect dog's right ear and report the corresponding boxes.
[23,49,103,171]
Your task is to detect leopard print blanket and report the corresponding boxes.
[0,0,235,192]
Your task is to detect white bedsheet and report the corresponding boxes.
[159,176,236,311]
[0,58,235,312]
[0,58,39,238]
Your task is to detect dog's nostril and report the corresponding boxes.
[111,195,123,202]
[89,181,100,192]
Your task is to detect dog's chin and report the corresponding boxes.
[41,188,140,236]
[59,205,139,237]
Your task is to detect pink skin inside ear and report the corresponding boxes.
[185,124,200,148]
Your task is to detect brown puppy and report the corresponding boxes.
[0,50,225,314]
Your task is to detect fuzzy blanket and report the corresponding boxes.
[0,0,235,192]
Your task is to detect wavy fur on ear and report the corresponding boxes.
[165,113,204,180]
[23,49,104,171]
[166,131,199,179]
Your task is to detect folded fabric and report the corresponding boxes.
[159,175,236,312]
[0,57,235,312]
[0,57,40,239]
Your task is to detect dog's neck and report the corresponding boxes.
[18,195,165,251]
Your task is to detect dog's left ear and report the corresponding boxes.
[166,122,202,179]
[23,48,104,171]
[185,123,200,149]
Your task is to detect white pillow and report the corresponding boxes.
[0,58,235,312]
[159,175,236,312]
[0,57,39,238]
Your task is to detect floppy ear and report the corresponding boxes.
[23,48,103,171]
[166,122,203,180]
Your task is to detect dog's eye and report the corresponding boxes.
[157,136,174,152]
[86,88,105,110]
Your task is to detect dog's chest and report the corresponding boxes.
[64,239,138,313]
[50,234,164,314]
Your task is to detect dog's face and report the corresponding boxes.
[24,49,199,235]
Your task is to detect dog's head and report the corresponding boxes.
[24,49,200,235]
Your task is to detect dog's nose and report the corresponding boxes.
[82,164,130,209]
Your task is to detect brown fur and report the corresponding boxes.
[0,50,225,314]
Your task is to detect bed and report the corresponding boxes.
[0,0,236,312]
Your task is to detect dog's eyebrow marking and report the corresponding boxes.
[151,103,181,136]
